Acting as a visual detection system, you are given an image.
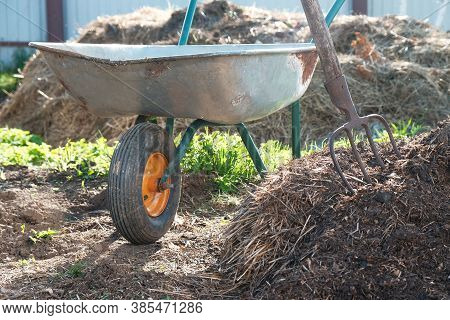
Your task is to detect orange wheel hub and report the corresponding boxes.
[141,152,170,218]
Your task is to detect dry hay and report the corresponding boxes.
[330,15,449,68]
[0,1,448,145]
[220,118,449,299]
[248,55,449,144]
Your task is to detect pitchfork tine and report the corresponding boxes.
[345,129,371,183]
[363,124,385,168]
[329,127,354,194]
[371,114,401,156]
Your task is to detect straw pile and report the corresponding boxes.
[220,118,449,299]
[0,1,448,145]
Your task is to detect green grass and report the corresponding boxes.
[0,119,425,193]
[65,261,86,278]
[303,119,426,152]
[178,130,291,192]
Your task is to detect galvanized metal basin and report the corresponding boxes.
[30,42,318,124]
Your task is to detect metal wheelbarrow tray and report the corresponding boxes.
[30,42,318,124]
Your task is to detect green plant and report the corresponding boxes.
[18,257,35,267]
[313,118,425,150]
[0,119,424,193]
[49,138,113,179]
[65,261,86,278]
[259,140,292,172]
[12,48,32,71]
[179,130,291,192]
[0,128,114,179]
[0,72,18,97]
[380,118,425,140]
[0,128,50,166]
[28,229,58,244]
[0,128,43,145]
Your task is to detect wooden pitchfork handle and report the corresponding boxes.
[301,0,343,82]
[300,0,358,119]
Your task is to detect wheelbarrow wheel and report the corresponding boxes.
[108,122,182,244]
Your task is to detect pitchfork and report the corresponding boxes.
[301,0,401,194]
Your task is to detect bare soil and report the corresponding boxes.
[0,170,235,299]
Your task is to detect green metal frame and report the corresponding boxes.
[291,0,346,158]
[291,101,302,158]
[159,120,266,186]
[157,0,346,188]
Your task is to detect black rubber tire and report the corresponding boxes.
[108,122,182,244]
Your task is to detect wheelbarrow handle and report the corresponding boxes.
[301,0,343,83]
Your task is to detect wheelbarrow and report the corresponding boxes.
[30,0,398,244]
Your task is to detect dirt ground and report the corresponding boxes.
[0,120,448,300]
[0,169,236,299]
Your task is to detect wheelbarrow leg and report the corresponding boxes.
[236,123,267,177]
[166,117,175,137]
[160,120,268,189]
[291,100,301,158]
[160,119,209,188]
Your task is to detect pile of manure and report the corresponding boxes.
[220,118,449,299]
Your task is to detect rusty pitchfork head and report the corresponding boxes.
[326,75,401,194]
[300,0,401,193]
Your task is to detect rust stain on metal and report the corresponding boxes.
[296,51,318,84]
[146,61,169,78]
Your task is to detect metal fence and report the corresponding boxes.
[368,0,449,31]
[0,0,47,69]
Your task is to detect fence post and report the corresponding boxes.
[352,0,368,15]
[46,0,64,41]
